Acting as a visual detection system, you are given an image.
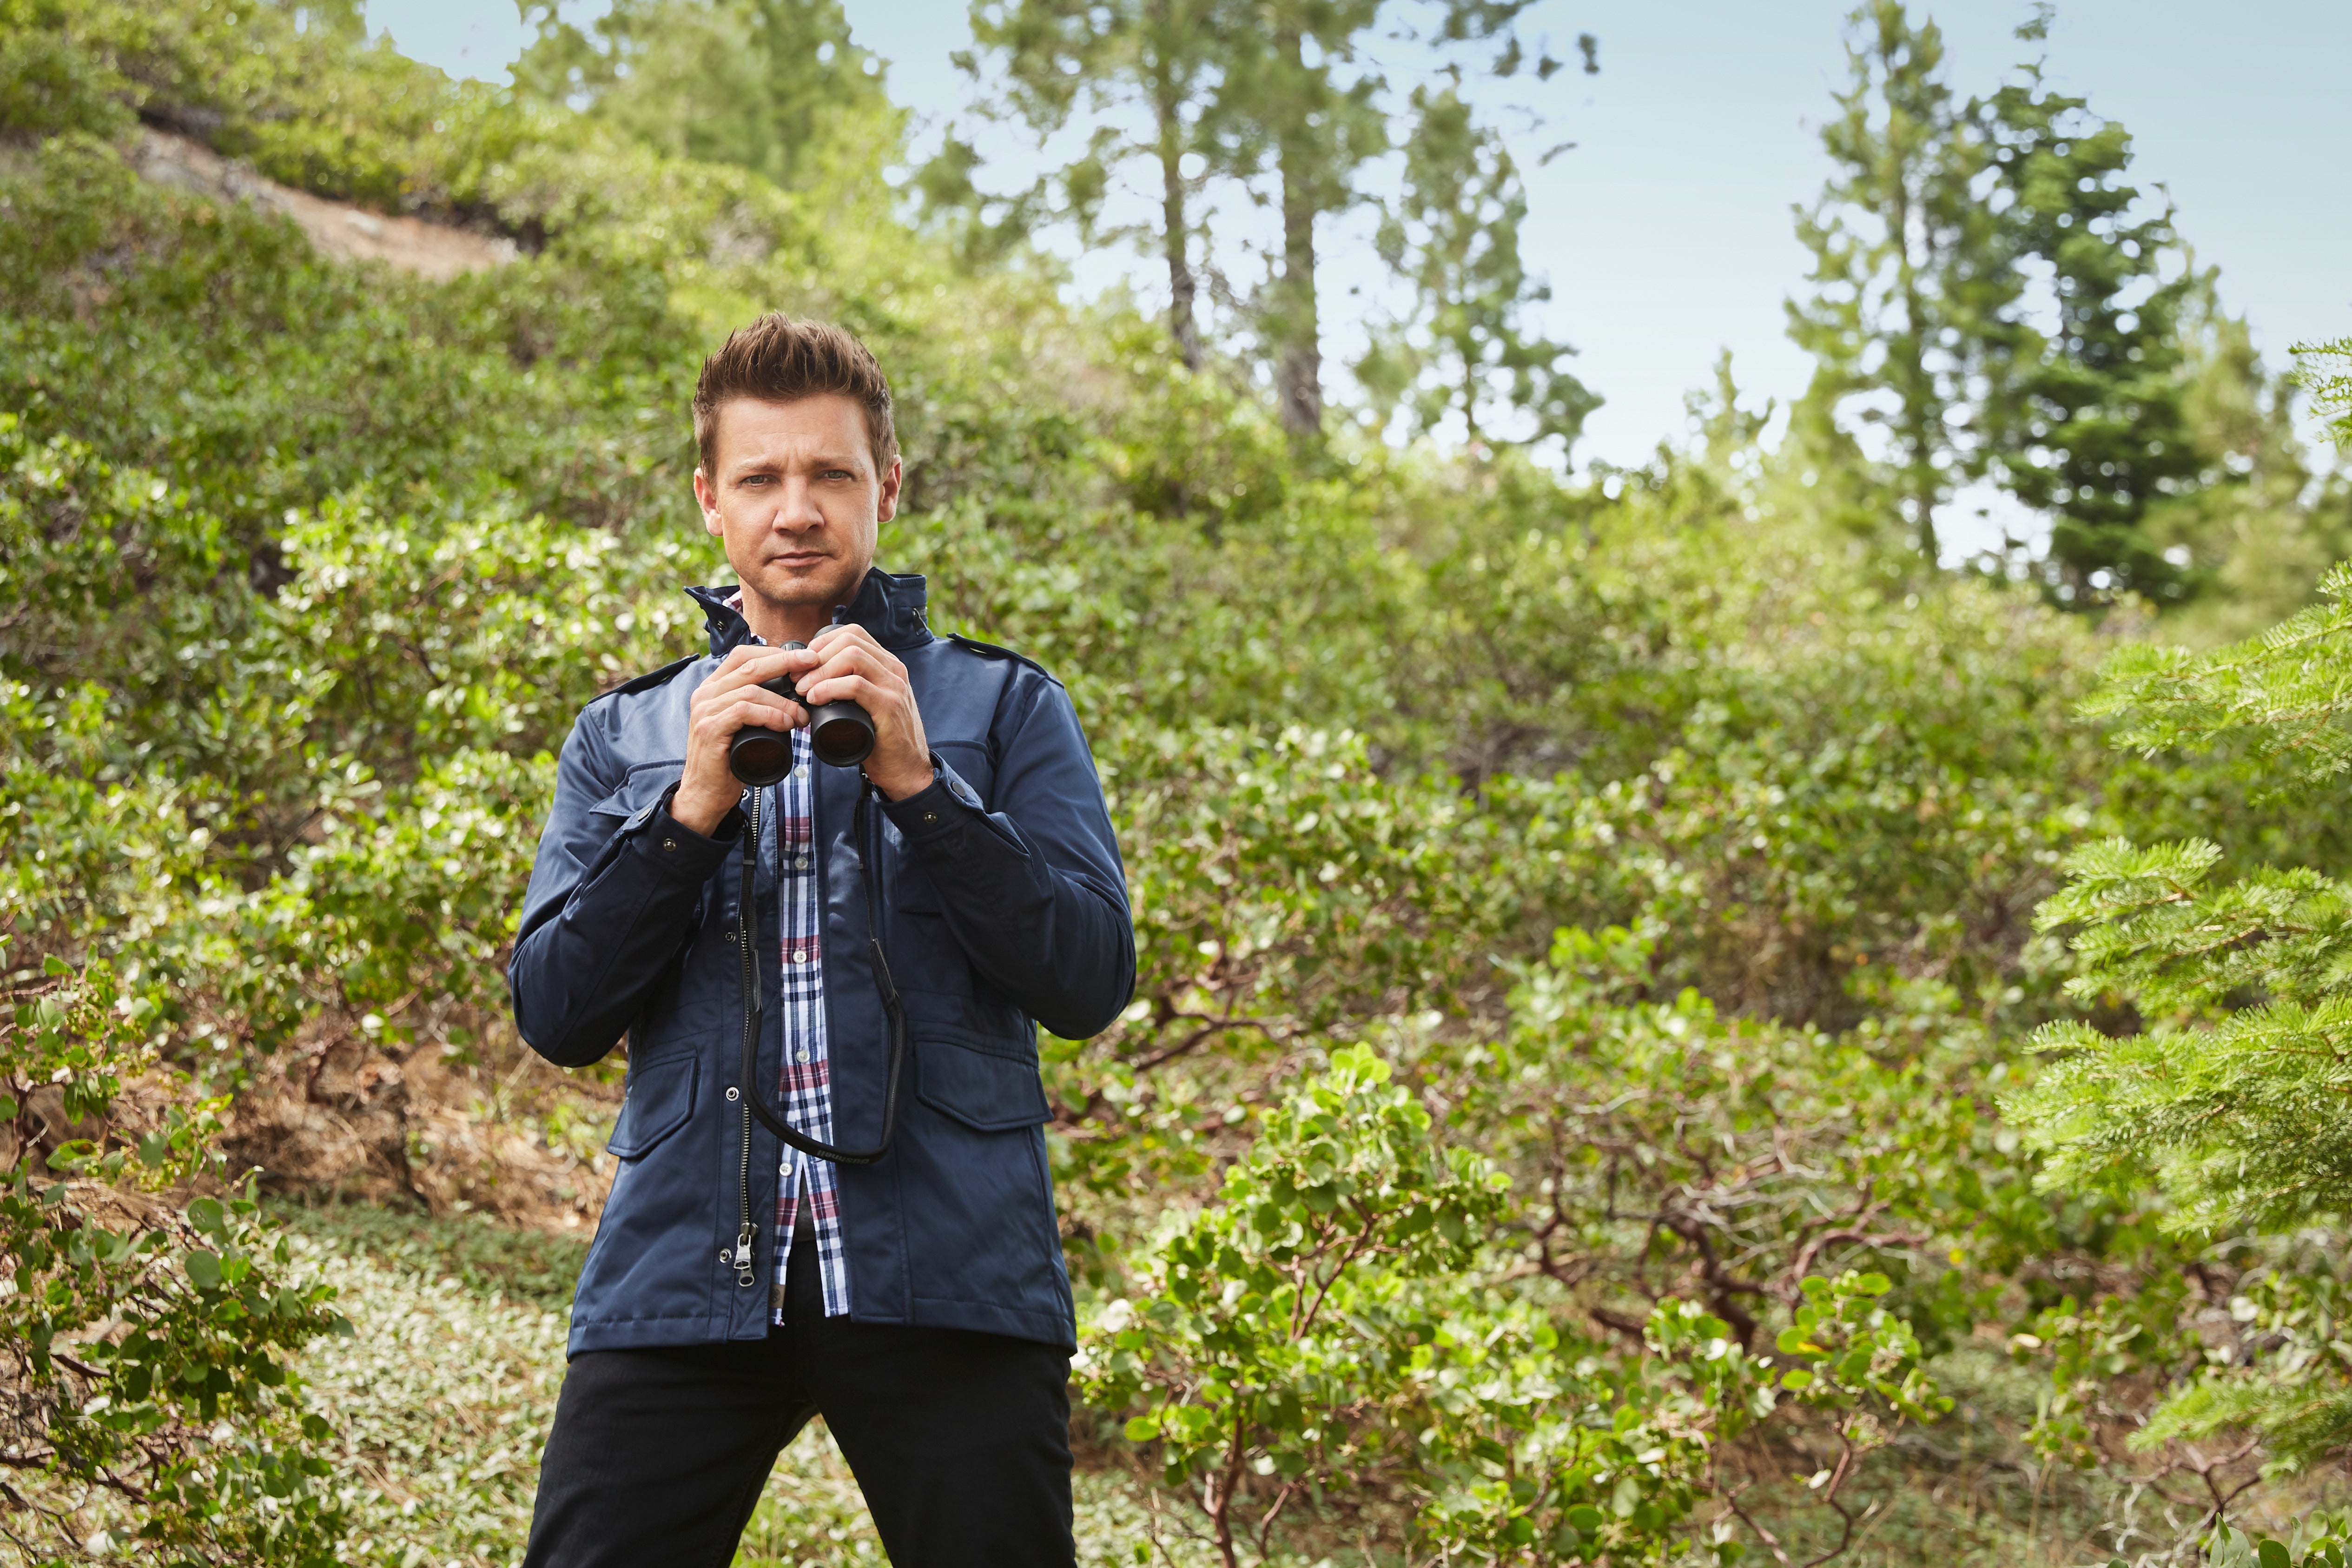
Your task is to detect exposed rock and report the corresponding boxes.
[126,129,517,282]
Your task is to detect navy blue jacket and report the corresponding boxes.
[509,569,1133,1354]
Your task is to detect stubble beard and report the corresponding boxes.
[743,545,869,621]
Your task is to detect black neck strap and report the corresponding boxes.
[736,781,907,1166]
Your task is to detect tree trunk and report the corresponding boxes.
[1155,89,1201,370]
[1894,199,1941,563]
[1270,25,1322,438]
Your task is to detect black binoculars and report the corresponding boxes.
[727,641,876,783]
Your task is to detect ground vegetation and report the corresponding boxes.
[1,2,2350,1564]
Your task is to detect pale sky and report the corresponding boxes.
[370,2,2350,555]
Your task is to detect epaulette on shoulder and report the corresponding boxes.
[946,633,1062,687]
[591,654,698,704]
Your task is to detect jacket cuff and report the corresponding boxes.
[879,755,986,842]
[626,785,743,879]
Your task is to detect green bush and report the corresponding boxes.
[0,1,2345,1561]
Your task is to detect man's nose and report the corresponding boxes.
[773,476,825,532]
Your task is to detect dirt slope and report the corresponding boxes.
[129,128,518,281]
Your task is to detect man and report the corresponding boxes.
[508,314,1133,1566]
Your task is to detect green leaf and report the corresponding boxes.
[184,1250,224,1290]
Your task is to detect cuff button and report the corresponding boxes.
[662,837,680,852]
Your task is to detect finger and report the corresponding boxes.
[713,642,793,679]
[798,672,907,716]
[804,642,904,692]
[698,648,798,702]
[700,692,805,733]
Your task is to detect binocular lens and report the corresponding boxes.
[729,729,795,788]
[810,709,876,769]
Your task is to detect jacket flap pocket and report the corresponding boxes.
[916,1039,1050,1132]
[895,867,945,914]
[607,1054,697,1158]
[588,765,682,821]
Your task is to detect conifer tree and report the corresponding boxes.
[1357,82,1597,454]
[1232,1,1572,441]
[514,0,898,193]
[1979,46,2203,602]
[1218,0,1387,438]
[962,0,1584,443]
[964,0,1245,369]
[1787,0,2019,562]
[2304,340,2352,444]
[2008,351,2352,1466]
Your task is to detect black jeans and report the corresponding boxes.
[522,1229,1076,1567]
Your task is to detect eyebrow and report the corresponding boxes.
[727,452,865,479]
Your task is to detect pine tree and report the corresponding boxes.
[1357,82,1597,455]
[1222,1,1565,440]
[2297,337,2352,450]
[2146,285,2352,640]
[513,0,898,194]
[964,0,1246,368]
[1220,0,1388,439]
[1979,53,2203,603]
[1787,0,2021,562]
[2007,371,2352,1469]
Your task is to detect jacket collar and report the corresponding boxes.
[687,568,932,657]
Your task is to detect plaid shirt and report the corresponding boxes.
[766,724,851,1323]
[725,598,851,1323]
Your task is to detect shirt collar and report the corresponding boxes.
[686,568,932,658]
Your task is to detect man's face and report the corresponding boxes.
[692,393,901,614]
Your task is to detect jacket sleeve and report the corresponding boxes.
[880,674,1135,1040]
[507,704,740,1066]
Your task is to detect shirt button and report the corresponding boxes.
[792,951,808,964]
[796,1050,811,1064]
[794,855,810,870]
[921,811,939,825]
[661,838,679,851]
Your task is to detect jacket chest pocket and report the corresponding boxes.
[608,1054,698,1158]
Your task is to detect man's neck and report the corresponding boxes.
[740,590,833,648]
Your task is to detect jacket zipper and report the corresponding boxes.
[733,785,761,1289]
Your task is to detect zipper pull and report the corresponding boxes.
[733,1224,757,1286]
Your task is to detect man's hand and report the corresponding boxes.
[671,644,805,835]
[800,624,933,801]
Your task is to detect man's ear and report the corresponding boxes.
[692,468,724,537]
[876,456,904,523]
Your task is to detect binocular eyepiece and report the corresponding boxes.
[727,641,877,784]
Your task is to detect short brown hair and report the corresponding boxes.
[692,314,899,479]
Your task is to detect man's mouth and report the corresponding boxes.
[771,552,830,569]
